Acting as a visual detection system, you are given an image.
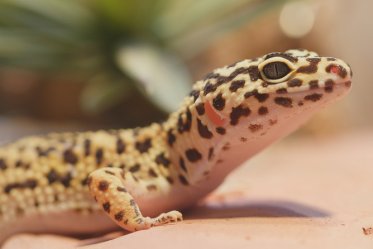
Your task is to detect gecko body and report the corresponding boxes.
[0,49,352,242]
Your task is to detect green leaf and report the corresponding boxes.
[115,42,191,113]
[81,74,132,114]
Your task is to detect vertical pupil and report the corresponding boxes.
[263,62,290,79]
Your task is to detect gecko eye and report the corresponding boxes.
[262,62,291,80]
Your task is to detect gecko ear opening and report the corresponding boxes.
[259,57,294,84]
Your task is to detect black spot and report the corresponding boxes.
[208,147,214,161]
[155,153,170,167]
[103,202,111,213]
[177,108,192,133]
[309,80,319,89]
[63,149,78,165]
[105,170,115,176]
[274,97,293,108]
[0,159,7,170]
[98,180,109,191]
[116,138,125,154]
[325,79,335,93]
[129,164,140,173]
[47,169,59,184]
[197,118,213,139]
[179,157,187,172]
[276,88,288,94]
[247,66,261,81]
[229,80,245,92]
[195,102,205,115]
[304,93,323,102]
[117,186,127,192]
[147,185,157,191]
[204,72,220,80]
[189,90,200,102]
[166,176,174,184]
[216,127,226,135]
[185,148,202,162]
[114,210,124,221]
[95,148,104,165]
[179,175,189,185]
[167,130,176,146]
[297,58,321,74]
[264,52,298,63]
[287,78,302,87]
[148,168,158,178]
[245,90,269,103]
[230,105,251,125]
[212,93,226,111]
[84,139,91,156]
[258,106,268,115]
[135,139,152,153]
[203,82,217,95]
[249,124,263,132]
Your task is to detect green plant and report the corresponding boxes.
[0,0,288,124]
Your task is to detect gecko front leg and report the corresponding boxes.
[88,168,182,231]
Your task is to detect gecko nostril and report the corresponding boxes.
[326,64,348,79]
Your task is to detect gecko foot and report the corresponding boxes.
[150,211,183,227]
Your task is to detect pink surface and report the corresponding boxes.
[3,131,373,249]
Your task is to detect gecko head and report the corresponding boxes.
[190,49,352,146]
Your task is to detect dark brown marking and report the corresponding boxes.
[197,118,213,139]
[148,168,158,178]
[185,148,202,162]
[195,102,205,115]
[189,90,200,102]
[327,57,336,61]
[222,143,230,151]
[249,124,263,132]
[212,93,226,111]
[229,80,245,92]
[264,52,298,63]
[304,93,323,102]
[269,119,278,125]
[129,164,140,173]
[4,179,38,194]
[203,82,217,95]
[248,65,261,81]
[297,58,321,74]
[135,139,152,153]
[240,137,247,142]
[98,180,109,191]
[274,97,293,108]
[116,138,125,154]
[147,185,157,191]
[84,139,91,156]
[325,79,335,93]
[179,175,189,185]
[216,127,226,135]
[287,78,302,87]
[258,106,268,115]
[204,72,220,80]
[104,170,115,176]
[117,186,127,192]
[208,147,214,161]
[230,105,251,125]
[0,159,7,170]
[155,153,170,167]
[244,90,269,103]
[114,211,124,221]
[63,149,78,165]
[167,130,176,146]
[177,108,192,133]
[261,82,269,88]
[47,169,59,184]
[179,157,187,172]
[345,81,352,88]
[309,80,319,89]
[166,176,174,184]
[103,202,110,213]
[276,88,288,94]
[298,101,304,106]
[95,148,104,165]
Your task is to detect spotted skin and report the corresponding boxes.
[0,49,352,241]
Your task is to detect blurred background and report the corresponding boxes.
[0,0,370,142]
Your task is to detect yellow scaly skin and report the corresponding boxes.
[0,49,352,242]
